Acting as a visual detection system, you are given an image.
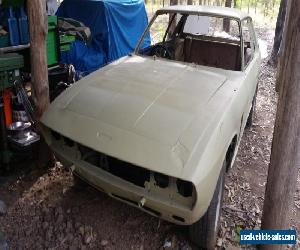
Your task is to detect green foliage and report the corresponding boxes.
[146,0,282,27]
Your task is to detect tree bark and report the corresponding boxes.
[234,0,237,8]
[169,0,178,36]
[247,0,250,13]
[187,0,193,4]
[255,0,258,14]
[224,0,231,7]
[223,0,232,32]
[275,0,289,93]
[260,1,300,250]
[268,0,287,66]
[27,0,49,119]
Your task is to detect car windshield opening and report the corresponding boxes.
[138,13,242,71]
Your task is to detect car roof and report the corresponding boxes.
[156,5,250,21]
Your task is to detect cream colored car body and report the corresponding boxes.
[41,6,261,225]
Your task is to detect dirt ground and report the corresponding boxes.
[0,27,299,250]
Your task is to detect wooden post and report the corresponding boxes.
[27,0,49,119]
[260,1,300,250]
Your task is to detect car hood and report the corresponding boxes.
[41,55,231,177]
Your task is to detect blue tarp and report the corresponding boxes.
[57,0,150,76]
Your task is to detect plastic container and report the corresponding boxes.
[47,16,59,66]
[2,0,24,7]
[60,34,76,52]
[18,7,30,44]
[0,35,9,48]
[8,7,20,46]
[60,34,76,45]
[3,90,12,127]
[0,53,24,91]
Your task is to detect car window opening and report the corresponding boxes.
[138,13,246,71]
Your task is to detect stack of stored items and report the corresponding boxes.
[47,16,77,100]
[47,16,78,66]
[0,53,39,169]
[47,15,59,66]
[0,2,79,170]
[0,1,38,169]
[0,5,29,47]
[0,26,9,48]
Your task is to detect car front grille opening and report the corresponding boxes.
[50,130,195,202]
[154,173,169,188]
[78,144,151,188]
[176,179,193,197]
[108,157,151,187]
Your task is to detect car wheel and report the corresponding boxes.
[188,161,226,250]
[246,103,255,128]
[246,87,258,128]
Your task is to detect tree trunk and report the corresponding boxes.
[170,0,178,8]
[223,0,232,32]
[151,0,154,15]
[224,0,231,7]
[255,0,258,13]
[264,0,269,17]
[247,0,250,13]
[272,0,276,16]
[169,0,178,36]
[27,0,49,119]
[260,1,300,250]
[268,0,287,66]
[187,0,193,4]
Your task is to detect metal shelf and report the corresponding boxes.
[0,44,30,54]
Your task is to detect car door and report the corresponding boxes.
[241,18,261,121]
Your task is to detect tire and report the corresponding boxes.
[188,161,226,250]
[246,87,258,128]
[246,103,255,128]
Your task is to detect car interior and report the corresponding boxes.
[139,14,253,71]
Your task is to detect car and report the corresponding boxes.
[40,5,261,249]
